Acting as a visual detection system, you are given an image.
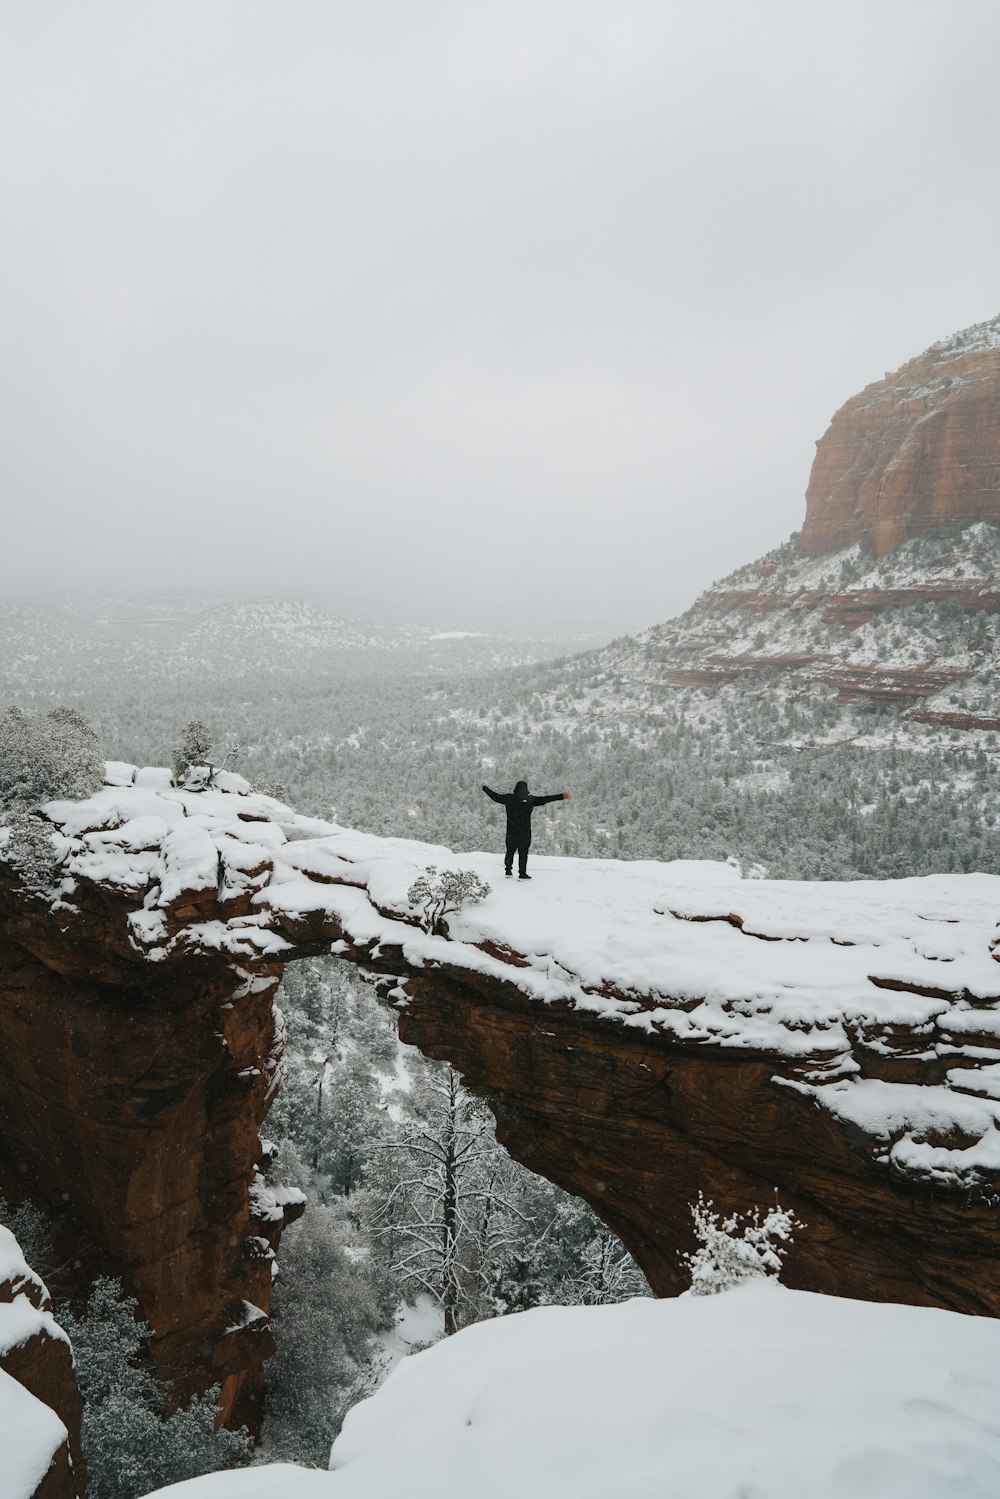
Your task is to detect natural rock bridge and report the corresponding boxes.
[1,766,999,1434]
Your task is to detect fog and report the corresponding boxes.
[2,1,999,632]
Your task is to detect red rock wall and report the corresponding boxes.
[799,342,1000,557]
[389,967,1000,1320]
[0,927,291,1436]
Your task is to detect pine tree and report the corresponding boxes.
[60,1278,250,1499]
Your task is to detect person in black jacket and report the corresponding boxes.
[481,780,570,879]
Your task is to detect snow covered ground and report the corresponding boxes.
[147,1280,1000,1499]
[374,1295,444,1370]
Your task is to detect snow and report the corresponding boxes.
[0,1226,71,1499]
[930,313,1000,359]
[373,1295,446,1380]
[135,766,174,790]
[0,1368,69,1499]
[0,1224,46,1301]
[0,1226,68,1358]
[0,1293,67,1357]
[144,1282,1000,1499]
[104,759,137,787]
[33,770,1000,1189]
[146,1468,331,1499]
[249,1175,306,1231]
[158,823,220,905]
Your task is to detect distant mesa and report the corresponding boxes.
[625,314,1000,726]
[799,313,1000,557]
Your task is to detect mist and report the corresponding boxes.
[3,0,1000,633]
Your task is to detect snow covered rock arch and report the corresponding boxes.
[1,764,999,1425]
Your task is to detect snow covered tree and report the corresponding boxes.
[171,719,239,788]
[487,1182,650,1313]
[682,1193,801,1296]
[60,1278,250,1499]
[0,706,103,812]
[1,814,62,896]
[171,719,213,782]
[369,1067,523,1334]
[568,1224,649,1305]
[406,865,491,936]
[261,1200,394,1465]
[0,707,103,895]
[271,1053,383,1196]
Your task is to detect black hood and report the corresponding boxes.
[513,780,530,798]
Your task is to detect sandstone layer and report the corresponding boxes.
[1,767,997,1419]
[800,316,1000,557]
[631,517,1000,728]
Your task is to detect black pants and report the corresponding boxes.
[505,833,530,876]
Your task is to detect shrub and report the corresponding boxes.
[172,720,240,789]
[406,865,491,935]
[682,1193,801,1296]
[0,707,103,896]
[2,815,64,896]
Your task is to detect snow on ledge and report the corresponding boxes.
[31,768,1000,1190]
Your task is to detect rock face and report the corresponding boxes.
[0,771,305,1435]
[0,1225,83,1498]
[0,945,301,1435]
[800,315,1000,558]
[2,766,998,1427]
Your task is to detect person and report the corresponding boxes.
[481,780,570,879]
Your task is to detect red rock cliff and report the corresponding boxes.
[800,315,1000,557]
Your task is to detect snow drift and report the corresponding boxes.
[149,1280,1000,1499]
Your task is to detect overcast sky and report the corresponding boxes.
[2,1,999,631]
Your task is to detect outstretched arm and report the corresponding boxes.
[481,784,506,804]
[532,791,571,805]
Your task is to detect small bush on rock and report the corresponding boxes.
[682,1193,801,1296]
[172,719,240,789]
[2,815,62,896]
[406,865,491,935]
